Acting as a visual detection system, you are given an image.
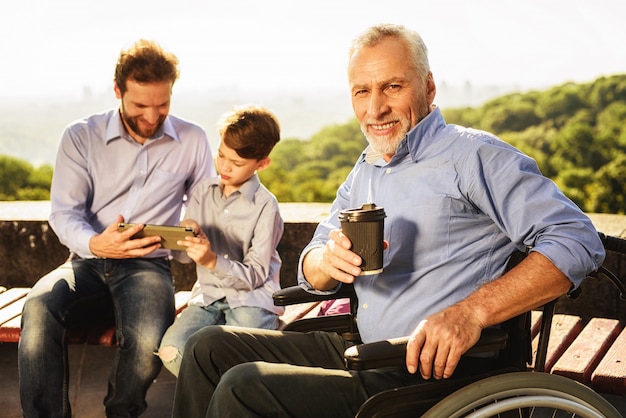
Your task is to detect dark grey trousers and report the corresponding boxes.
[171,326,431,418]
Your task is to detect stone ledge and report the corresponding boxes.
[0,201,333,223]
[0,202,332,290]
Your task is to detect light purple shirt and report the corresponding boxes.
[183,174,285,315]
[298,106,605,343]
[49,109,215,258]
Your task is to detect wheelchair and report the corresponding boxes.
[273,233,626,417]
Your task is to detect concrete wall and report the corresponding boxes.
[1,203,625,322]
[0,219,317,291]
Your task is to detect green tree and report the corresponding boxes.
[537,83,586,124]
[587,155,626,214]
[0,156,31,197]
[0,156,52,201]
[548,122,608,171]
[481,101,541,133]
[596,102,626,150]
[553,167,595,210]
[436,75,626,213]
[587,74,626,110]
[29,164,54,190]
[260,119,366,202]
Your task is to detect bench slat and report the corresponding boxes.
[0,298,26,326]
[530,313,583,372]
[0,287,29,310]
[175,291,191,315]
[0,288,321,345]
[0,315,22,343]
[591,326,626,395]
[530,310,543,339]
[551,317,622,384]
[0,287,31,343]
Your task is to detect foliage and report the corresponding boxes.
[259,118,367,202]
[0,156,52,201]
[265,74,626,214]
[2,74,625,214]
[442,74,626,214]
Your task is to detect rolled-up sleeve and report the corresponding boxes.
[464,138,605,287]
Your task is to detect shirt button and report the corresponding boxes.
[362,303,368,309]
[223,254,229,259]
[386,168,392,174]
[224,209,229,214]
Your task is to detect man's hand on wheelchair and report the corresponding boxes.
[406,303,484,380]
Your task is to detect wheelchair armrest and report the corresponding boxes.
[282,313,354,334]
[344,327,508,371]
[273,283,356,306]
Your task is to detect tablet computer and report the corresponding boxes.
[118,223,194,251]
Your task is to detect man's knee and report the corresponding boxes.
[219,363,259,390]
[21,293,59,327]
[210,363,267,413]
[210,362,332,417]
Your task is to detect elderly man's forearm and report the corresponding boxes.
[462,252,571,328]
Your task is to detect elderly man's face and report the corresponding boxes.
[349,37,435,160]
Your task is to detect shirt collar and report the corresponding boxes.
[208,173,261,203]
[361,105,446,165]
[105,109,180,144]
[405,105,446,162]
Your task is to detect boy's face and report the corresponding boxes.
[216,141,269,191]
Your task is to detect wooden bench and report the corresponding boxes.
[0,286,322,346]
[3,286,625,395]
[530,310,626,395]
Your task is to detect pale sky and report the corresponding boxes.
[1,0,624,100]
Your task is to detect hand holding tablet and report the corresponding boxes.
[118,223,195,251]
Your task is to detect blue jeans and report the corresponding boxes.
[18,257,175,418]
[158,298,278,376]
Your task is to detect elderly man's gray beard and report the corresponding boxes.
[361,118,411,156]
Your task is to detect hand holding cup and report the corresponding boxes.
[339,203,386,275]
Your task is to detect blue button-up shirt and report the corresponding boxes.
[49,109,215,258]
[298,107,605,343]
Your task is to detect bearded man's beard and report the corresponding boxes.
[121,105,166,139]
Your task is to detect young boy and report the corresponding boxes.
[158,105,284,376]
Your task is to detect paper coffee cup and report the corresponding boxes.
[339,203,385,275]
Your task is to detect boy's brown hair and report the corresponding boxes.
[218,105,281,160]
[114,39,180,95]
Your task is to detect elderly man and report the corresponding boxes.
[172,24,604,418]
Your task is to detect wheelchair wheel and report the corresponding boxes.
[421,372,621,418]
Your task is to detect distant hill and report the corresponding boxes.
[2,75,624,213]
[0,82,520,167]
[256,74,626,214]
